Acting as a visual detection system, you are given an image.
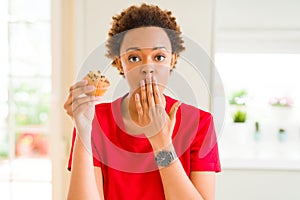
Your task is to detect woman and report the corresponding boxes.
[64,4,220,200]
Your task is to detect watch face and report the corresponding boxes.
[155,151,174,167]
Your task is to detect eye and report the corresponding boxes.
[128,56,141,63]
[155,55,166,62]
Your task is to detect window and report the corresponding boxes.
[0,0,52,199]
[215,53,300,168]
[214,0,300,169]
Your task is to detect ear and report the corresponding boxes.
[114,57,124,74]
[170,54,178,70]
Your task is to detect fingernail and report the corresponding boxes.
[146,73,152,83]
[152,76,157,83]
[82,79,88,84]
[135,93,139,100]
[140,80,145,87]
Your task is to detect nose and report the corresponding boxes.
[141,65,154,74]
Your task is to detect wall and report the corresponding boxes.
[215,0,300,53]
[51,0,75,199]
[216,169,300,200]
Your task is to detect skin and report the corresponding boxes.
[66,27,216,200]
[117,27,177,138]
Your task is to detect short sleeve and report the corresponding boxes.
[190,111,221,172]
[67,128,101,171]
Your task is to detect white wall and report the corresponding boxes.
[215,0,300,53]
[51,0,75,199]
[216,169,300,200]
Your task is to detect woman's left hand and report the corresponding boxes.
[134,74,181,151]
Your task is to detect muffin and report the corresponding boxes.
[84,70,110,96]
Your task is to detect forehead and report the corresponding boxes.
[120,27,172,54]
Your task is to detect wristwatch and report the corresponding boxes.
[154,147,177,168]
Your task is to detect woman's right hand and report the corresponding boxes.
[64,80,101,132]
[66,80,105,200]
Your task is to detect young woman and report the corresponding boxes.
[64,4,220,200]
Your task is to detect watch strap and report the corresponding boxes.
[154,144,178,168]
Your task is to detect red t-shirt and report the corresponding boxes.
[68,95,221,200]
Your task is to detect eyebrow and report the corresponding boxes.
[125,46,167,52]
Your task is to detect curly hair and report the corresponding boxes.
[106,3,185,75]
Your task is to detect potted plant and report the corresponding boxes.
[227,89,250,144]
[269,96,294,124]
[229,89,248,123]
[229,89,248,106]
[233,110,247,123]
[269,97,293,107]
[278,128,287,142]
[254,121,261,141]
